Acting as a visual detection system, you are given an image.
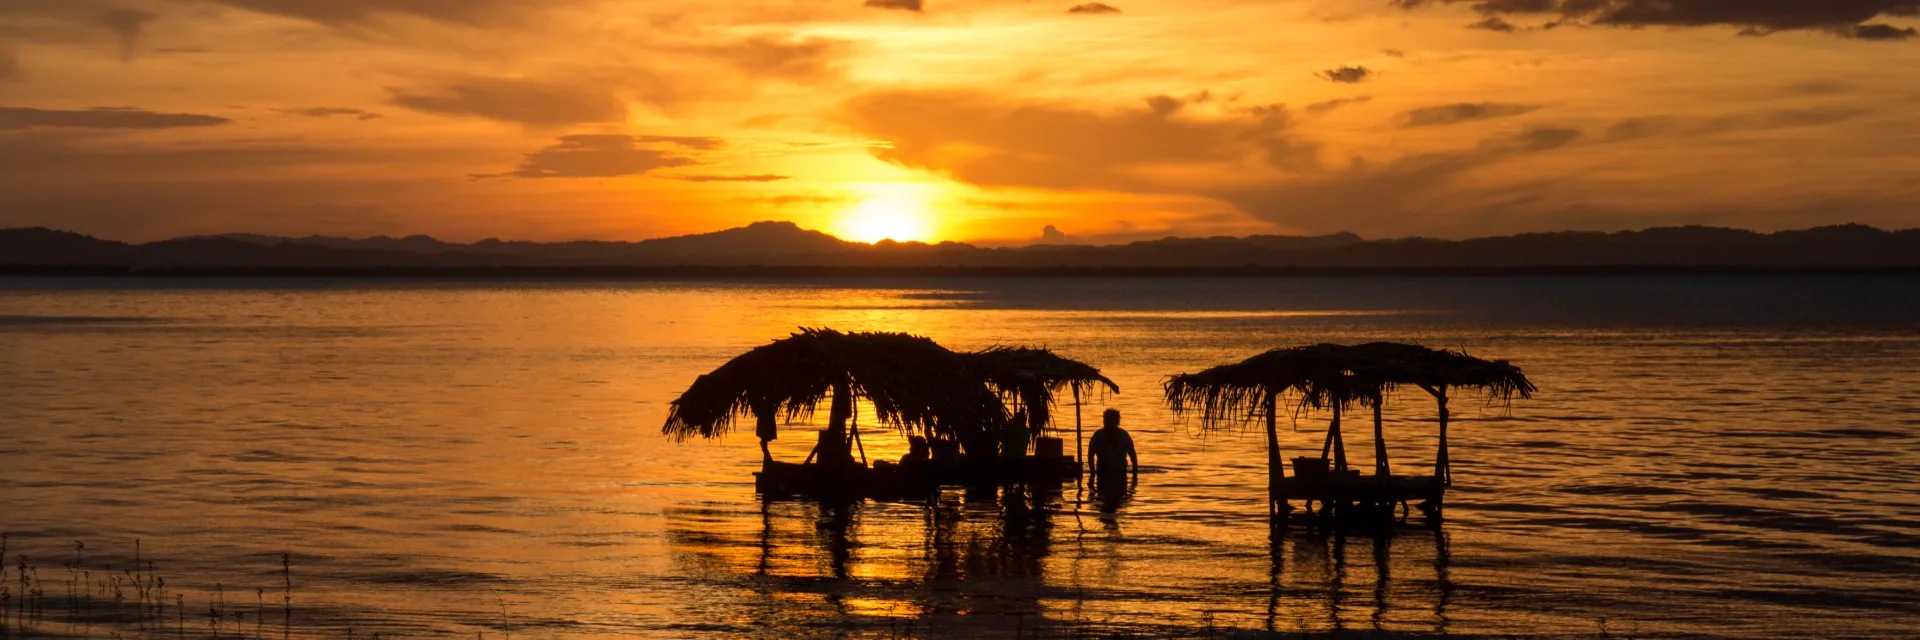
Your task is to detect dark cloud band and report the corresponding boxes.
[664,174,791,182]
[488,135,698,179]
[0,106,230,130]
[1401,103,1541,128]
[1318,66,1371,84]
[389,77,625,128]
[1398,0,1920,40]
[865,0,924,12]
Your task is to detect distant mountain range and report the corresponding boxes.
[4,221,1919,273]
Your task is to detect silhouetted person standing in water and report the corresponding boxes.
[1087,409,1137,491]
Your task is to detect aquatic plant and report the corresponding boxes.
[0,539,383,640]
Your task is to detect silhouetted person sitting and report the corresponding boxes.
[901,436,930,470]
[929,437,963,478]
[1086,408,1137,490]
[811,423,855,469]
[1001,409,1030,466]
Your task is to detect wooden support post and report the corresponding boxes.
[827,379,853,466]
[1329,403,1347,472]
[1265,391,1281,518]
[1435,389,1451,487]
[1373,394,1390,481]
[851,421,868,466]
[830,380,852,429]
[1026,389,1046,448]
[1321,405,1335,458]
[1073,386,1084,481]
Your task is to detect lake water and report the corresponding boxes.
[1,276,1917,639]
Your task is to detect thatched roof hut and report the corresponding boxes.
[964,347,1118,400]
[963,347,1118,425]
[1165,342,1533,421]
[662,328,1008,461]
[1164,342,1533,519]
[961,346,1119,460]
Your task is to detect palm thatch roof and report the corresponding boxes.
[662,328,1007,442]
[960,346,1120,433]
[1163,342,1534,428]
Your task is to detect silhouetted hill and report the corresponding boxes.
[1320,225,1920,268]
[187,221,860,265]
[5,222,1920,272]
[138,237,530,268]
[0,227,138,265]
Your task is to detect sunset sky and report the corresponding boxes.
[1,0,1917,244]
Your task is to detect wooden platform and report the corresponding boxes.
[1283,472,1441,504]
[1277,471,1447,524]
[754,455,1080,501]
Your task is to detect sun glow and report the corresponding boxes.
[837,183,937,244]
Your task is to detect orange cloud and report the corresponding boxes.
[485,135,698,179]
[389,77,627,128]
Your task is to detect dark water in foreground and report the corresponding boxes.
[1,276,1917,639]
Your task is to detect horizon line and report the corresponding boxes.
[6,220,1913,249]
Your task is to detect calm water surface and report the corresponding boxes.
[1,276,1917,639]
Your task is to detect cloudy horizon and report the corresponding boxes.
[3,0,1917,244]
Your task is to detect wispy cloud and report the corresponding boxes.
[98,8,156,61]
[1306,96,1371,114]
[389,77,625,128]
[277,107,382,120]
[1397,0,1920,40]
[864,0,923,12]
[485,135,695,179]
[1317,66,1370,84]
[663,174,790,182]
[1400,103,1541,128]
[0,106,230,130]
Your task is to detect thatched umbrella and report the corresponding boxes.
[1164,343,1361,516]
[1338,342,1535,485]
[960,346,1119,463]
[662,328,1008,466]
[1164,342,1533,516]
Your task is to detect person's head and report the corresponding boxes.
[1103,408,1120,429]
[908,435,927,453]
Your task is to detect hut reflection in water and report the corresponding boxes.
[664,491,1457,637]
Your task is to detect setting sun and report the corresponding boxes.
[837,183,937,244]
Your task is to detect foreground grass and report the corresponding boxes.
[1,534,1639,640]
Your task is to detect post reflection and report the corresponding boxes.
[1265,526,1454,635]
[665,491,1456,636]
